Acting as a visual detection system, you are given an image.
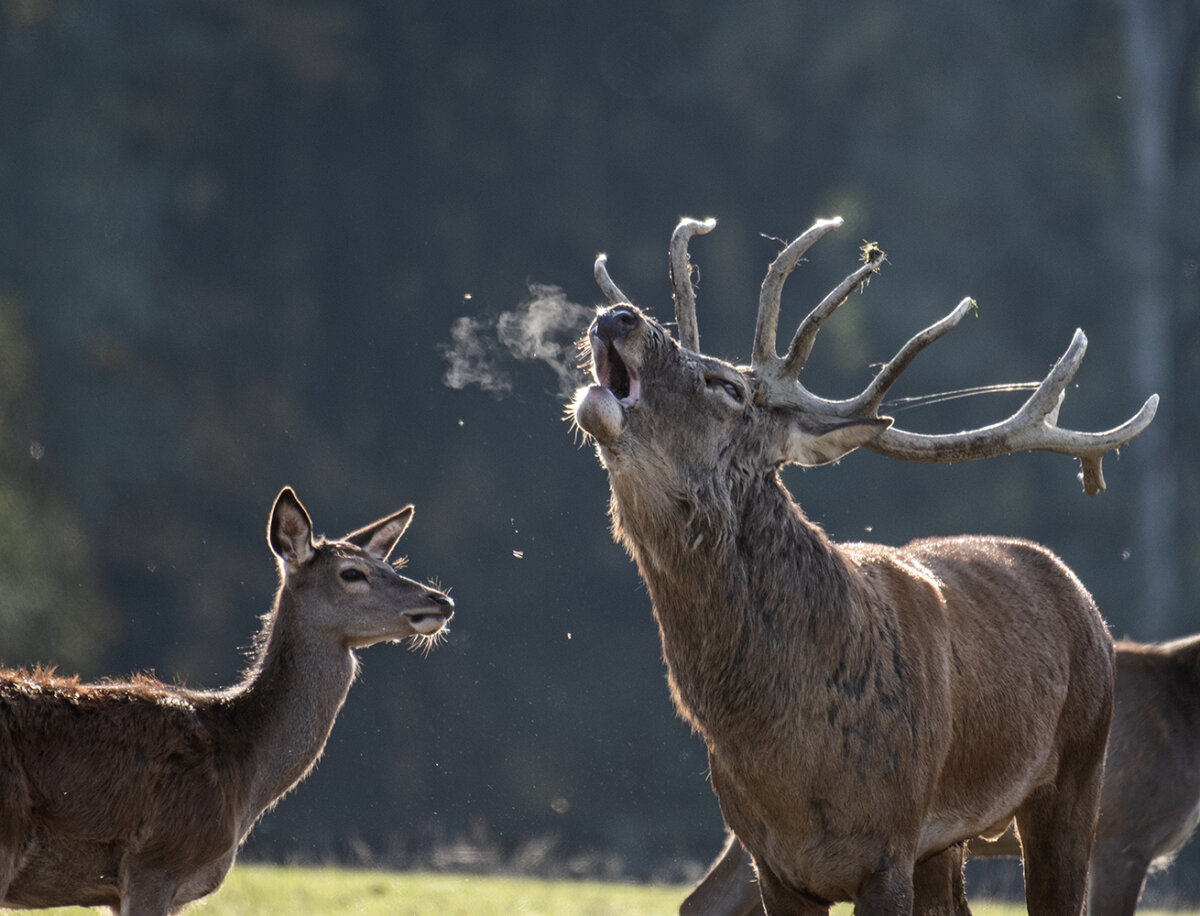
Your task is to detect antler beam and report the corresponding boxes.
[862,326,1159,494]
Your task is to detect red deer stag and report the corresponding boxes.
[570,216,1158,915]
[0,488,453,915]
[685,635,1200,916]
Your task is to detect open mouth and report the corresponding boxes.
[594,339,639,405]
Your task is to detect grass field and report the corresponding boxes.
[11,865,1193,915]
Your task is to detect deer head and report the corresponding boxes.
[268,487,453,649]
[573,216,1158,495]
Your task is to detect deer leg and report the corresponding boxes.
[912,843,970,916]
[0,848,13,903]
[680,831,764,915]
[1016,661,1109,916]
[119,861,180,916]
[851,862,914,916]
[1014,771,1104,916]
[1086,837,1151,916]
[118,883,178,916]
[755,862,829,916]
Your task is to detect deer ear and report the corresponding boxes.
[780,415,893,467]
[345,506,414,561]
[269,487,316,568]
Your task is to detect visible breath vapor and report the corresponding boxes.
[442,283,594,399]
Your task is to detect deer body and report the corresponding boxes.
[602,374,1110,909]
[573,217,1156,915]
[0,488,452,915]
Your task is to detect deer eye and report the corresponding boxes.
[706,376,744,404]
[340,568,368,583]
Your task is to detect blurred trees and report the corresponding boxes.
[0,0,1197,894]
[1121,0,1199,632]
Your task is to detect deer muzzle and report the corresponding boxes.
[593,306,639,345]
[574,307,643,443]
[404,592,454,635]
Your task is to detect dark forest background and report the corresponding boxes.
[1,0,1198,903]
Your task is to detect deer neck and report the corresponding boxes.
[610,468,859,740]
[224,594,358,830]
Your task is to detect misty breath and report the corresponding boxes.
[442,284,593,400]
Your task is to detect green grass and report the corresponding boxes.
[9,865,1194,915]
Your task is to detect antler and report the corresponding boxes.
[595,216,1157,493]
[750,218,1158,494]
[669,217,717,351]
[595,253,630,307]
[595,215,717,353]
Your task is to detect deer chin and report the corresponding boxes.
[403,610,451,637]
[574,384,629,442]
[344,611,449,649]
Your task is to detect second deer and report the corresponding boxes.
[0,487,453,916]
[571,216,1156,915]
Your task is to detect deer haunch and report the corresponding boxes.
[0,488,452,915]
[569,216,1154,914]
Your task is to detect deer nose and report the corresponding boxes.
[593,307,639,345]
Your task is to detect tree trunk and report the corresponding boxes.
[1121,0,1188,636]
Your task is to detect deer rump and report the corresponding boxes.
[572,216,1141,912]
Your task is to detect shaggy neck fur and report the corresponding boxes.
[609,463,867,748]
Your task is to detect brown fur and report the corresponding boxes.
[573,303,1113,915]
[0,488,452,915]
[689,635,1200,916]
[1086,636,1200,914]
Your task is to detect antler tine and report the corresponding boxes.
[862,327,1160,494]
[669,217,717,352]
[1075,395,1159,494]
[594,253,630,306]
[754,218,845,369]
[781,249,887,381]
[848,297,975,414]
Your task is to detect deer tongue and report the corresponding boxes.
[593,338,635,402]
[574,384,627,442]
